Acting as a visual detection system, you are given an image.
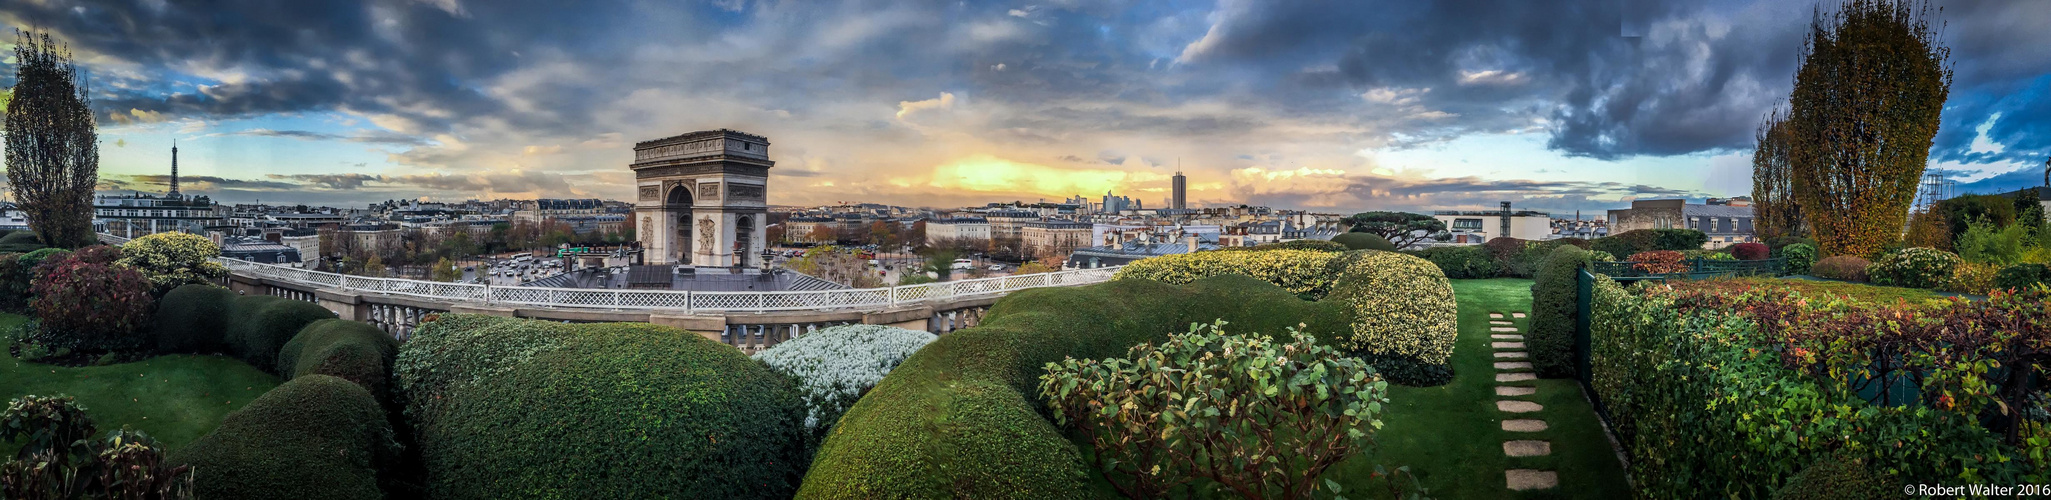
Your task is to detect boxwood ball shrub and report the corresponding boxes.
[800,275,1354,499]
[752,324,935,434]
[172,375,397,500]
[1331,232,1396,251]
[226,296,339,371]
[1323,250,1459,385]
[152,284,238,352]
[1868,247,1961,289]
[1528,245,1589,378]
[1811,255,1872,282]
[1781,243,1818,276]
[278,319,399,401]
[397,315,808,499]
[1409,245,1499,279]
[1995,263,2050,291]
[29,252,156,352]
[1731,242,1770,260]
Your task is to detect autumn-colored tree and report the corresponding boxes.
[430,257,461,282]
[1902,208,1951,251]
[1750,107,1805,240]
[1786,0,1952,257]
[808,224,837,244]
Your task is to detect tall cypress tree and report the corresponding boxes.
[4,31,101,249]
[1785,0,1952,258]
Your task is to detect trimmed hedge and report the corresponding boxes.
[1408,245,1499,279]
[278,319,399,402]
[152,284,337,372]
[1528,245,1587,378]
[1995,263,2050,291]
[1591,228,1707,257]
[1115,249,1341,299]
[397,315,808,499]
[171,375,397,500]
[0,231,47,253]
[1331,232,1396,251]
[798,274,1354,499]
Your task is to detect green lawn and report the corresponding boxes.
[1330,278,1631,499]
[1,313,280,456]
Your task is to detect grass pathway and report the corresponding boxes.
[1337,279,1629,499]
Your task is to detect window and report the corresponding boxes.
[1452,218,1484,230]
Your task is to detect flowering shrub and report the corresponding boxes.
[1625,250,1687,274]
[1116,249,1341,299]
[30,253,155,352]
[119,233,227,295]
[1040,320,1394,499]
[1810,255,1870,281]
[1868,247,1961,289]
[754,324,935,433]
[1588,277,2051,496]
[1780,243,1818,275]
[1731,242,1770,260]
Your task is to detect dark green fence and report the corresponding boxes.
[1588,257,1784,279]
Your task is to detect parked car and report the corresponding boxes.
[988,265,1004,271]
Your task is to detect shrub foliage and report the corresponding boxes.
[752,324,935,434]
[1780,243,1819,276]
[171,375,396,500]
[29,251,155,351]
[1811,255,1871,282]
[1867,247,1960,289]
[116,232,228,295]
[1407,246,1499,279]
[1528,245,1588,378]
[278,319,399,402]
[1331,232,1396,251]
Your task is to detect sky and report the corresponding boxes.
[2,0,2048,214]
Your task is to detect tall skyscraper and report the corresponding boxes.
[1171,170,1187,210]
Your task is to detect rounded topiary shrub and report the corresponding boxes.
[1731,242,1769,260]
[1995,263,2050,292]
[279,319,398,401]
[1410,245,1499,279]
[226,296,337,371]
[30,254,155,351]
[1324,251,1458,386]
[153,284,237,352]
[1529,245,1588,378]
[397,315,808,499]
[1331,232,1396,251]
[1781,243,1818,276]
[1868,247,1960,289]
[117,232,229,296]
[1812,255,1872,282]
[171,374,397,500]
[753,324,935,436]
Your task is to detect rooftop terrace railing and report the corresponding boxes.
[216,257,1121,314]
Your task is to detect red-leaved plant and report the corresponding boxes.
[30,251,155,352]
[1625,250,1688,274]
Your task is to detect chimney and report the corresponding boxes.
[1184,232,1198,251]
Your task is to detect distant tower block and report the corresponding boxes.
[1171,170,1187,210]
[630,129,772,268]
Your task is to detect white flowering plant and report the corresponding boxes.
[752,324,936,431]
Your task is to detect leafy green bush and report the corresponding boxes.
[1325,251,1459,385]
[1780,243,1818,275]
[29,252,155,352]
[1246,239,1347,252]
[2,398,195,499]
[1528,245,1588,378]
[225,296,338,371]
[1811,255,1871,282]
[1588,278,2049,497]
[800,275,1353,499]
[152,284,237,352]
[1,395,96,459]
[752,324,934,442]
[278,319,398,403]
[1995,263,2050,291]
[0,231,46,253]
[0,252,25,312]
[1331,232,1396,251]
[1116,249,1341,299]
[1408,245,1499,279]
[397,315,807,499]
[1592,229,1706,257]
[1954,217,2033,265]
[1868,247,1960,289]
[1939,261,2000,295]
[117,232,229,296]
[1771,453,1892,500]
[1040,320,1391,499]
[172,375,396,500]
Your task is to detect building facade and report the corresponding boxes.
[1172,171,1188,210]
[1432,204,1551,244]
[925,217,991,246]
[631,129,772,268]
[1606,198,1757,249]
[1021,220,1092,258]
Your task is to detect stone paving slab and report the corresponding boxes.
[1491,342,1525,350]
[1496,400,1543,413]
[1503,440,1552,457]
[1491,334,1524,340]
[1495,372,1537,382]
[1489,326,1519,332]
[1494,351,1528,359]
[1495,386,1536,396]
[1490,313,1505,319]
[1494,361,1533,370]
[1502,419,1548,432]
[1489,320,1513,325]
[1506,469,1558,490]
[1511,312,1526,318]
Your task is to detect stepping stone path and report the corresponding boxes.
[1488,311,1557,492]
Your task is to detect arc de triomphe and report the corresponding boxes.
[630,129,770,268]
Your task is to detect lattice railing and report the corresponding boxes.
[217,258,1122,313]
